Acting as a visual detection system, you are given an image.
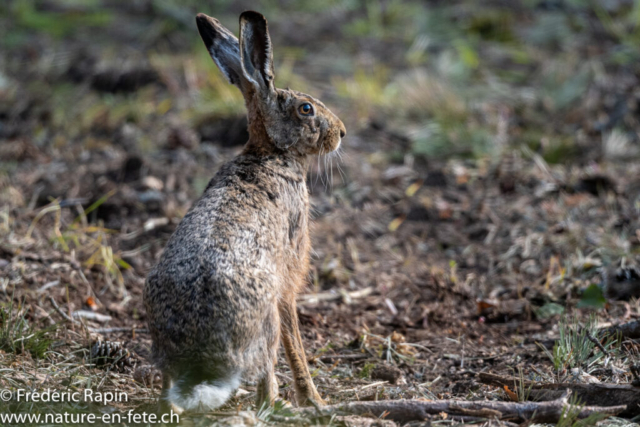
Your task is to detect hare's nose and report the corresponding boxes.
[339,125,346,138]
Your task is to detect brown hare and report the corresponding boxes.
[143,10,346,413]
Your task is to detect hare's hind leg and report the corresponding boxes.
[256,363,279,407]
[159,372,184,415]
[159,373,172,413]
[279,297,325,407]
[257,315,280,407]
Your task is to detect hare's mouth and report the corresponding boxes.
[316,132,342,156]
[325,136,341,153]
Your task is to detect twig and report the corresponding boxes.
[602,320,640,339]
[317,353,369,363]
[49,296,77,324]
[340,381,388,394]
[293,391,625,423]
[298,287,373,305]
[120,217,170,241]
[268,414,312,424]
[479,372,640,417]
[91,327,149,334]
[37,280,60,293]
[586,331,609,357]
[49,297,146,335]
[448,403,502,419]
[73,310,113,323]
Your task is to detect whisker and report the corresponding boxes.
[319,146,327,189]
[322,148,328,191]
[314,147,322,188]
[329,154,333,192]
[330,147,346,184]
[336,156,346,183]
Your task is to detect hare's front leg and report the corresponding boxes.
[279,296,325,407]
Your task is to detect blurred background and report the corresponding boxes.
[3,0,640,164]
[1,0,640,413]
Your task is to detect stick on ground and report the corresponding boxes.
[293,390,626,423]
[602,319,640,339]
[479,372,640,417]
[49,297,147,335]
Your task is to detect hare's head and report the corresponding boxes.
[196,11,346,158]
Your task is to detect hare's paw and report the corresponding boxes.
[300,393,326,409]
[158,398,184,416]
[278,399,294,409]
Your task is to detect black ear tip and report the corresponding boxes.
[196,13,217,45]
[196,13,222,30]
[196,13,210,26]
[240,10,267,24]
[196,13,209,30]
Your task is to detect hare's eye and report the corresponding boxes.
[298,103,314,116]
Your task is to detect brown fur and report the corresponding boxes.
[143,10,345,413]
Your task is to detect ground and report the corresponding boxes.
[1,0,640,426]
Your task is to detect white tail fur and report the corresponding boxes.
[166,371,241,412]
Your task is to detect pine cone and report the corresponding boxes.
[90,340,138,373]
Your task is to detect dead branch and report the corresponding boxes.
[586,330,609,356]
[73,310,113,323]
[331,415,397,427]
[49,296,77,324]
[602,319,640,339]
[479,372,640,417]
[298,287,374,305]
[49,297,146,335]
[293,391,625,423]
[448,403,502,418]
[317,353,369,363]
[120,217,170,241]
[91,327,149,334]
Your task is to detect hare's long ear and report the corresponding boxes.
[239,11,276,96]
[196,13,245,90]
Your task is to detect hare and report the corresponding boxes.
[143,11,346,414]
